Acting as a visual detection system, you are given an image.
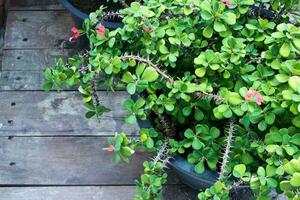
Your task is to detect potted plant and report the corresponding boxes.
[44,0,300,199]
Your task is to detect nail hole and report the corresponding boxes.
[8,120,13,124]
[17,56,22,60]
[8,136,14,140]
[11,102,16,106]
[22,38,28,42]
[9,162,16,166]
[22,18,27,22]
[16,77,21,80]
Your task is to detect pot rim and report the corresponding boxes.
[131,94,249,190]
[57,0,123,29]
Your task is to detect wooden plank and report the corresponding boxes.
[0,70,124,91]
[8,0,63,11]
[0,91,139,136]
[0,70,42,90]
[0,185,197,200]
[2,49,76,71]
[0,137,179,185]
[4,11,78,49]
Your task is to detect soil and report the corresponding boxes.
[69,0,133,14]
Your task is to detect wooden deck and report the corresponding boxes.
[0,1,196,199]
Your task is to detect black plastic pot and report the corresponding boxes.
[58,0,123,29]
[132,96,251,197]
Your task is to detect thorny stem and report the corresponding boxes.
[152,110,175,137]
[101,11,124,22]
[153,139,170,167]
[195,92,226,104]
[91,77,100,108]
[119,55,174,84]
[218,120,235,181]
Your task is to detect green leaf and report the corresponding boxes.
[289,76,300,92]
[275,74,289,83]
[122,71,135,83]
[85,111,96,119]
[201,10,213,20]
[221,12,236,25]
[292,115,300,128]
[182,106,192,116]
[290,173,300,187]
[203,25,213,38]
[214,21,226,32]
[125,114,137,124]
[233,164,246,178]
[279,43,290,58]
[192,138,203,150]
[195,67,206,77]
[43,82,53,92]
[159,45,169,54]
[184,129,194,138]
[126,83,136,95]
[228,92,243,105]
[195,161,205,174]
[290,134,300,145]
[141,67,159,82]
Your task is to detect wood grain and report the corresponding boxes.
[0,137,179,185]
[9,0,63,11]
[4,11,76,49]
[2,49,76,71]
[0,91,139,136]
[0,185,197,200]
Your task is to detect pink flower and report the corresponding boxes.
[68,27,80,42]
[221,0,231,8]
[103,145,114,152]
[97,25,106,36]
[245,91,263,105]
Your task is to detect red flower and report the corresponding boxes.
[97,25,106,36]
[103,145,114,152]
[68,27,80,42]
[245,90,263,105]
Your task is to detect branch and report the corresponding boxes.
[101,11,124,21]
[152,139,170,167]
[195,92,226,104]
[119,55,174,83]
[91,77,100,107]
[218,120,235,180]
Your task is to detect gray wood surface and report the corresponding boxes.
[0,91,139,136]
[2,49,75,71]
[0,136,179,185]
[0,185,197,200]
[0,70,42,90]
[4,11,76,49]
[9,0,63,11]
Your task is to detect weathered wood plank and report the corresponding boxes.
[0,185,197,200]
[0,137,179,185]
[9,0,63,11]
[2,49,76,71]
[0,91,139,136]
[0,70,42,90]
[0,70,124,91]
[4,11,77,49]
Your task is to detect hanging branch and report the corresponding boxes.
[195,92,226,104]
[218,120,235,180]
[119,55,174,84]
